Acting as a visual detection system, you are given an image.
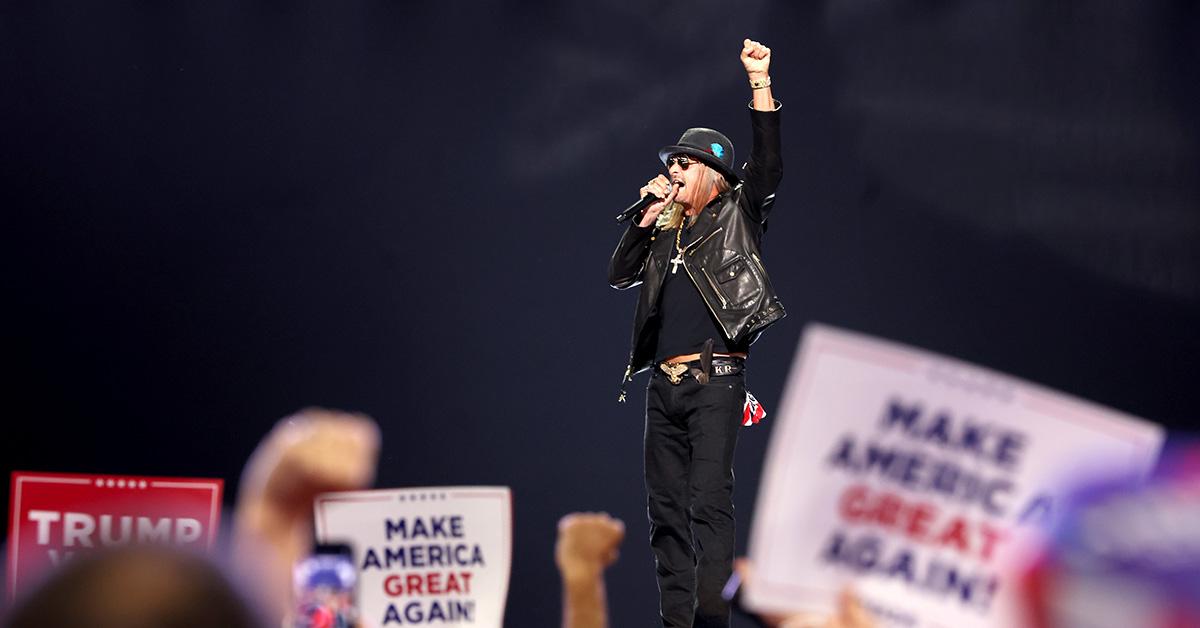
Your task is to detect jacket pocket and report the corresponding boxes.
[717,258,747,284]
[708,255,761,309]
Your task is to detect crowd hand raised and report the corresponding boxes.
[741,38,771,78]
[777,589,876,628]
[555,512,626,582]
[557,513,624,628]
[637,174,677,228]
[232,408,381,623]
[241,408,380,514]
[733,559,876,628]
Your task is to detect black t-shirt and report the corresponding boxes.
[653,216,751,361]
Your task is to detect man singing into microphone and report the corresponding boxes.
[608,39,784,627]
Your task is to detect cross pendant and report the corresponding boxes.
[669,253,684,274]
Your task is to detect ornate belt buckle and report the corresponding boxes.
[660,362,688,385]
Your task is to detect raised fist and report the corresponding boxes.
[555,512,626,581]
[741,38,771,78]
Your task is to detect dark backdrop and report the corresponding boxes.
[4,1,1198,625]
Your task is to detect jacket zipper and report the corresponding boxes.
[682,226,733,337]
[751,252,766,274]
[682,263,735,339]
[701,268,728,308]
[617,363,632,402]
[685,227,724,252]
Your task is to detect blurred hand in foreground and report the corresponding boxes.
[556,512,625,628]
[556,512,626,580]
[733,559,877,628]
[232,408,381,623]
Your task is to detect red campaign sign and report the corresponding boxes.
[7,471,224,600]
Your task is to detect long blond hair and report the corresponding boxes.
[659,164,732,230]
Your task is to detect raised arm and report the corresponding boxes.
[231,409,380,623]
[740,38,783,224]
[556,512,625,628]
[744,38,775,112]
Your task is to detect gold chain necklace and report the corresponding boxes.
[668,213,695,275]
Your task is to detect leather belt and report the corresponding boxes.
[657,356,745,385]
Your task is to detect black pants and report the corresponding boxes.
[645,367,744,628]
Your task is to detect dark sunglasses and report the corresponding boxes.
[666,155,699,170]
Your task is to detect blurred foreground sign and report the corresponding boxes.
[7,471,223,600]
[314,486,512,628]
[744,325,1164,628]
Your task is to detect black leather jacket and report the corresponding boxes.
[609,107,785,384]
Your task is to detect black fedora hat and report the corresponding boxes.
[659,127,738,183]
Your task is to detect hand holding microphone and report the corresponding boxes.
[616,175,683,226]
[637,175,678,228]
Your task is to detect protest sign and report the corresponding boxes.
[7,471,223,600]
[314,486,512,628]
[744,324,1165,628]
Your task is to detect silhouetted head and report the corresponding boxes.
[4,546,264,628]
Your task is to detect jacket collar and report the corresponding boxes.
[681,187,738,250]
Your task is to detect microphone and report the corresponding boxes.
[615,180,683,223]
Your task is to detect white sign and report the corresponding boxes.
[314,486,512,628]
[745,325,1164,628]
